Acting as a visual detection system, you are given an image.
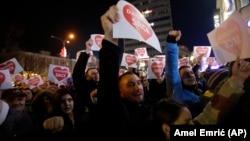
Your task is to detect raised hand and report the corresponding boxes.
[167,30,182,42]
[85,38,93,54]
[100,5,120,45]
[230,56,250,87]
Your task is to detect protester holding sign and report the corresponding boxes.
[72,38,99,113]
[93,5,153,141]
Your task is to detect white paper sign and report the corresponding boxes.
[206,57,216,65]
[0,58,24,75]
[76,50,93,60]
[154,55,165,62]
[193,46,212,58]
[13,74,27,83]
[90,34,104,51]
[178,57,190,68]
[113,0,162,53]
[207,11,250,64]
[26,75,44,89]
[147,60,165,79]
[120,53,138,68]
[134,47,149,59]
[0,70,14,89]
[48,64,70,84]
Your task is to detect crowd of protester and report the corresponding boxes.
[1,4,250,141]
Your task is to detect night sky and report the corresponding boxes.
[1,0,216,58]
[170,0,216,53]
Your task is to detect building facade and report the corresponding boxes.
[213,0,250,28]
[0,51,76,81]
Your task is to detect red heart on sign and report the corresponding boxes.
[178,58,189,67]
[0,61,16,74]
[95,35,103,48]
[151,62,164,77]
[53,67,69,81]
[125,55,137,66]
[136,48,145,56]
[196,47,208,56]
[0,72,5,83]
[123,4,153,41]
[15,75,25,82]
[28,76,40,86]
[215,20,242,55]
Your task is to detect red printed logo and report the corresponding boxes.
[28,76,40,86]
[151,62,164,77]
[178,58,189,67]
[53,67,69,81]
[0,61,16,74]
[0,72,5,83]
[125,55,137,66]
[123,5,153,40]
[15,75,25,82]
[196,47,208,56]
[95,35,103,48]
[136,48,145,56]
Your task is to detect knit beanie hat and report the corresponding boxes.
[203,67,230,94]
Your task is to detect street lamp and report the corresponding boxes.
[50,34,74,58]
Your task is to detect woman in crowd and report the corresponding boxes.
[31,89,56,139]
[41,88,91,140]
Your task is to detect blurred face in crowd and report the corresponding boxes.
[172,107,193,125]
[22,89,33,101]
[2,89,27,113]
[179,67,197,86]
[86,68,99,82]
[43,96,54,114]
[119,73,144,104]
[162,107,194,141]
[162,106,193,141]
[8,96,26,113]
[139,71,148,87]
[60,94,74,115]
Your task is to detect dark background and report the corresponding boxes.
[0,0,216,58]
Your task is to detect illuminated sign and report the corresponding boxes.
[213,9,221,28]
[214,15,220,27]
